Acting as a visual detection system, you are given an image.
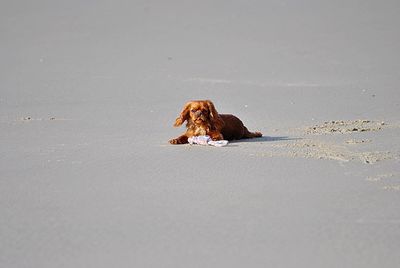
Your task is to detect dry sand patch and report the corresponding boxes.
[268,139,393,164]
[305,120,387,135]
[251,119,400,165]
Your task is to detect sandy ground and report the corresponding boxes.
[1,1,400,268]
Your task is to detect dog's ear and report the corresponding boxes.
[206,100,224,130]
[174,102,192,127]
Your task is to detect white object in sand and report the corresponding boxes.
[188,135,228,147]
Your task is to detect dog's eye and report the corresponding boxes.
[190,109,196,113]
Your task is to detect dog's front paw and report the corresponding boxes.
[169,135,188,144]
[209,132,224,141]
[169,138,179,144]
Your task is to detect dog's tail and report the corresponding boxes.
[243,127,262,139]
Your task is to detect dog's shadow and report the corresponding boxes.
[229,136,301,144]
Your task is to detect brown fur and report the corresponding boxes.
[169,100,262,144]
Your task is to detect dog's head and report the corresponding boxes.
[174,100,224,130]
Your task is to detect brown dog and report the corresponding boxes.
[169,100,262,144]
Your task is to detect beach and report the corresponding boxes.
[1,1,400,267]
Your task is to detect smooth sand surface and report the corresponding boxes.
[1,1,400,267]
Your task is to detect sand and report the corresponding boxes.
[1,1,400,268]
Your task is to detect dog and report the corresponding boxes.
[169,100,262,144]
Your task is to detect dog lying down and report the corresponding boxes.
[169,100,262,145]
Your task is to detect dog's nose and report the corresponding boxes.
[195,110,203,117]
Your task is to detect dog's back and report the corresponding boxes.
[220,114,262,140]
